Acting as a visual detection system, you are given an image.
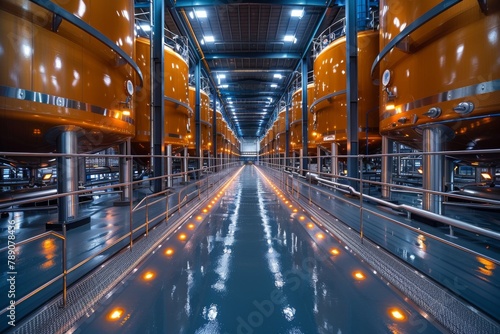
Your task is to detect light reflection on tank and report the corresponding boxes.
[378,0,500,162]
[0,0,138,157]
[313,31,381,155]
[290,84,318,155]
[132,37,190,156]
[187,86,212,155]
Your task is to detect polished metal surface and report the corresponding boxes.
[422,126,448,214]
[29,0,143,88]
[381,136,393,199]
[57,129,79,223]
[379,79,500,120]
[0,86,134,125]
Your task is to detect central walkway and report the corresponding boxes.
[72,165,443,333]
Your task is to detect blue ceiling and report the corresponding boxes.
[135,0,346,139]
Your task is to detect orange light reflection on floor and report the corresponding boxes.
[353,271,366,280]
[107,308,124,321]
[389,308,407,321]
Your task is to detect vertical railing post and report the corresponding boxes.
[359,157,364,243]
[129,178,134,249]
[62,223,67,307]
[145,196,149,236]
[165,187,168,225]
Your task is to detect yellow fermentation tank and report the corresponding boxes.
[215,111,226,157]
[266,125,275,156]
[187,86,211,154]
[290,84,317,154]
[275,108,286,154]
[313,30,380,154]
[133,37,190,155]
[378,0,500,154]
[0,0,138,155]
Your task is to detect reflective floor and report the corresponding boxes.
[73,166,444,334]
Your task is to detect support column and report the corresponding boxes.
[301,59,309,174]
[285,100,290,165]
[195,61,202,175]
[422,125,451,214]
[346,0,359,188]
[381,136,393,199]
[152,0,165,193]
[57,130,79,224]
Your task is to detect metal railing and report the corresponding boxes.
[0,152,240,320]
[257,148,500,320]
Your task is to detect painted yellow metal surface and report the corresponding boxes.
[187,86,212,152]
[275,108,286,153]
[378,0,500,151]
[0,0,136,153]
[313,31,380,153]
[133,38,190,153]
[289,84,318,153]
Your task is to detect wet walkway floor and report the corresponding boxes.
[73,165,444,333]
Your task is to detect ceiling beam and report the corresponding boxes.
[204,52,302,60]
[172,0,330,8]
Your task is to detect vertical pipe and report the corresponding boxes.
[331,142,338,179]
[77,157,86,189]
[444,157,455,192]
[299,148,304,174]
[346,0,359,188]
[317,146,321,173]
[166,144,172,188]
[489,166,496,185]
[381,136,393,199]
[422,126,447,214]
[57,129,79,223]
[301,59,309,173]
[293,151,296,172]
[475,167,482,183]
[119,139,131,202]
[183,147,188,183]
[152,0,165,193]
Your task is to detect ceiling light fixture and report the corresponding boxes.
[291,9,304,18]
[204,35,215,43]
[195,10,207,18]
[284,35,296,43]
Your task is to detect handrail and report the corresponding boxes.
[312,175,500,241]
[274,166,500,268]
[0,231,64,252]
[0,161,239,319]
[29,0,144,88]
[370,0,462,77]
